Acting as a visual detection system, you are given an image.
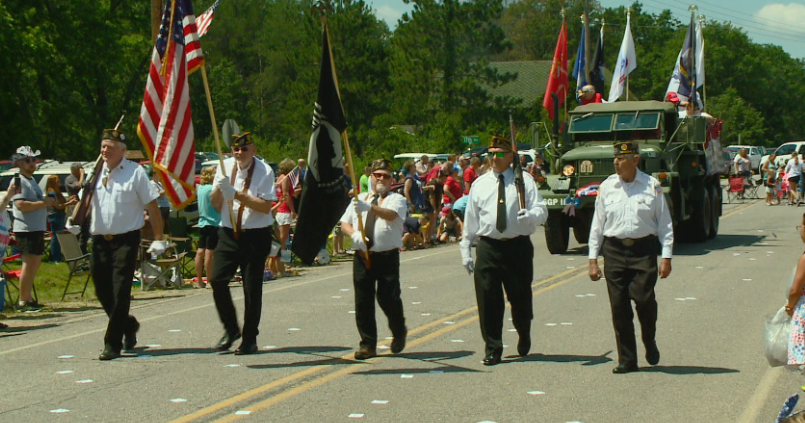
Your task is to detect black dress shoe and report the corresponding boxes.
[99,346,121,361]
[123,321,140,352]
[646,341,660,366]
[214,332,241,352]
[482,353,502,366]
[234,341,258,355]
[391,329,407,354]
[354,347,377,360]
[517,333,531,357]
[612,363,639,374]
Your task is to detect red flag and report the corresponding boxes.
[137,0,202,209]
[542,21,568,120]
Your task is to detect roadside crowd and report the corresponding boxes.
[733,147,805,206]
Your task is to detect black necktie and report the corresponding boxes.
[496,175,507,233]
[364,194,379,250]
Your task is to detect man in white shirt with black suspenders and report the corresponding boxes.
[210,132,276,355]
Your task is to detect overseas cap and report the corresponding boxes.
[614,141,639,156]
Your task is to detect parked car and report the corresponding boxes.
[760,141,805,173]
[725,145,763,173]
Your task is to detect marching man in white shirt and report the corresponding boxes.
[340,159,408,360]
[210,132,276,355]
[460,136,547,366]
[588,141,674,374]
[68,128,167,360]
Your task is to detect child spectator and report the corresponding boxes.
[437,206,462,243]
[402,215,429,250]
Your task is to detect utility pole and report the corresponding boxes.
[583,0,590,79]
[151,0,163,41]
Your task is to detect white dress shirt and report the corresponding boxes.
[459,168,547,261]
[90,159,159,236]
[215,157,276,230]
[588,170,674,259]
[340,191,407,252]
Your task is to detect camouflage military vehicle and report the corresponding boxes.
[538,100,727,254]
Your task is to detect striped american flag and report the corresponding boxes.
[196,0,220,37]
[287,166,301,192]
[137,0,202,208]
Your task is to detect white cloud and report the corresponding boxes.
[375,5,403,27]
[755,3,805,29]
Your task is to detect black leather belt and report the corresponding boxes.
[480,235,528,243]
[368,249,398,256]
[94,229,139,242]
[605,235,658,248]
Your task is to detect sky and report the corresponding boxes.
[366,0,805,59]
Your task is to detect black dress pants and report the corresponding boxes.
[211,227,272,343]
[352,250,406,349]
[91,230,140,352]
[602,236,659,366]
[473,236,534,357]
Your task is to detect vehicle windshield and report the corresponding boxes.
[569,114,614,133]
[613,112,660,131]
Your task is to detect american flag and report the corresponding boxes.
[287,166,301,192]
[137,0,202,208]
[196,0,220,37]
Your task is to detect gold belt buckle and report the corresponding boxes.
[622,238,634,247]
[104,234,114,241]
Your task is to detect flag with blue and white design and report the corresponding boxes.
[572,24,587,104]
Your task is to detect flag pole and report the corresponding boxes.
[200,65,236,230]
[625,10,630,101]
[318,4,370,267]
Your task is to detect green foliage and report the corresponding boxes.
[2,0,805,166]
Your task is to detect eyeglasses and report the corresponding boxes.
[21,158,36,164]
[372,173,391,180]
[490,151,508,158]
[232,146,249,153]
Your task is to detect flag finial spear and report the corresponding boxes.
[688,4,698,12]
[312,0,333,18]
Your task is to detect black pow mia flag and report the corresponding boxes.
[292,24,351,265]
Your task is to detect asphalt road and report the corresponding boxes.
[2,194,804,423]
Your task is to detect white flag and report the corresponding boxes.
[666,19,705,106]
[608,14,637,102]
[695,19,705,87]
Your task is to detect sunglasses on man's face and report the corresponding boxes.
[232,146,250,153]
[372,173,392,180]
[490,151,509,158]
[21,158,36,164]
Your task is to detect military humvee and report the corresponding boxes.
[538,100,727,254]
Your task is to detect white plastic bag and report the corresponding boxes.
[766,306,793,367]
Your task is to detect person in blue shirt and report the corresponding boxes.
[195,166,221,288]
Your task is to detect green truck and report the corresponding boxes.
[538,100,727,254]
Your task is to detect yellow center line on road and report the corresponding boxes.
[720,199,761,220]
[173,266,590,423]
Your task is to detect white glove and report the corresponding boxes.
[350,232,368,252]
[147,240,168,257]
[517,209,534,225]
[216,177,236,202]
[462,257,474,275]
[65,218,81,235]
[354,198,372,214]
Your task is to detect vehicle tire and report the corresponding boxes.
[708,184,720,239]
[687,187,711,243]
[573,210,592,244]
[545,209,569,254]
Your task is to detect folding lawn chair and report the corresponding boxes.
[726,177,746,203]
[743,175,762,199]
[55,232,92,300]
[2,253,38,306]
[168,217,195,279]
